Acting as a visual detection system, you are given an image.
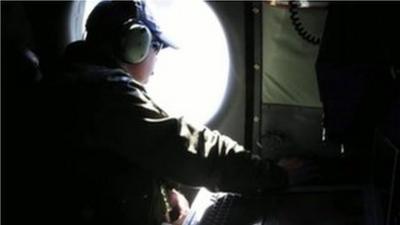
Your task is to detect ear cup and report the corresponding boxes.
[119,24,152,64]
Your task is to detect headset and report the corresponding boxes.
[119,18,152,64]
[86,0,154,64]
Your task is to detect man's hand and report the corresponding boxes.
[164,189,190,225]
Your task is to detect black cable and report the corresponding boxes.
[288,1,321,45]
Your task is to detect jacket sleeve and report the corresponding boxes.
[92,85,288,193]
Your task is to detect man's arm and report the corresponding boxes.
[92,86,288,193]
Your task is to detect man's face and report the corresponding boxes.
[123,40,163,84]
[127,47,158,84]
[138,48,158,84]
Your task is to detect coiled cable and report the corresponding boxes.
[288,1,321,45]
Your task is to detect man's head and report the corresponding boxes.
[85,0,174,83]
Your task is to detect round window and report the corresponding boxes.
[146,0,230,125]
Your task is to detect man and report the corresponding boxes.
[53,1,301,225]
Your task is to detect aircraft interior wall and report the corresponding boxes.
[260,3,328,160]
[259,2,399,164]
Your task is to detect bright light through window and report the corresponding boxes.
[82,0,230,126]
[146,0,230,125]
